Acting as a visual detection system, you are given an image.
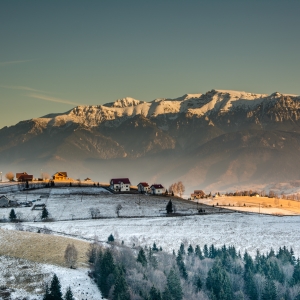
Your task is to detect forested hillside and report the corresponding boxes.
[88,240,300,300]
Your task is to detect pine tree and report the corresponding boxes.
[206,260,232,300]
[162,288,172,300]
[244,270,258,300]
[166,200,173,214]
[49,274,63,300]
[64,286,75,300]
[262,279,277,300]
[187,244,194,255]
[166,269,183,300]
[176,251,188,280]
[9,208,17,222]
[149,285,162,300]
[193,274,202,292]
[195,245,204,260]
[137,248,147,267]
[179,243,185,255]
[293,258,300,285]
[203,244,209,258]
[209,244,216,258]
[41,207,49,220]
[112,265,130,300]
[152,242,159,252]
[108,234,115,242]
[98,249,116,298]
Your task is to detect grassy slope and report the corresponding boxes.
[0,228,90,267]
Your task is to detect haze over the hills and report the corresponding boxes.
[1,89,300,192]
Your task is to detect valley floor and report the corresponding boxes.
[1,187,300,299]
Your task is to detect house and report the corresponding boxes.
[191,190,205,199]
[0,196,10,207]
[110,178,131,192]
[137,182,150,193]
[53,172,68,181]
[150,184,165,195]
[16,172,33,182]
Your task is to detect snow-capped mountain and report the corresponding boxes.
[34,90,299,129]
[1,89,300,191]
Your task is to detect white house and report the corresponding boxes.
[150,184,165,195]
[110,178,131,192]
[137,182,150,193]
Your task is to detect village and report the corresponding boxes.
[1,171,300,216]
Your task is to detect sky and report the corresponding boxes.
[1,0,300,128]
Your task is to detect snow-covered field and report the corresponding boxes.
[10,213,299,258]
[0,256,102,300]
[0,187,210,221]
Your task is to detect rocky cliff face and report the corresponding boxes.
[1,90,300,191]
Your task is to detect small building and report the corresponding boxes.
[110,178,131,192]
[191,190,205,199]
[53,172,68,181]
[0,196,10,207]
[16,172,33,182]
[137,182,150,193]
[150,184,165,195]
[32,204,46,210]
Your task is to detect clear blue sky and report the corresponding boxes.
[1,0,300,128]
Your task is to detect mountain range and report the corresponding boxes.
[1,89,300,192]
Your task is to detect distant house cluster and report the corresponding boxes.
[4,170,167,196]
[110,178,165,195]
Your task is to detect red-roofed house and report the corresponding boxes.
[150,184,165,195]
[16,172,33,182]
[137,182,149,193]
[110,178,131,192]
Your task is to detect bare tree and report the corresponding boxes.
[177,181,185,198]
[64,243,78,268]
[16,212,23,221]
[115,204,122,217]
[41,172,50,180]
[5,172,14,181]
[169,181,185,197]
[89,207,100,219]
[169,183,178,195]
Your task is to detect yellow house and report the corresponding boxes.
[52,172,68,181]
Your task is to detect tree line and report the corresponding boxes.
[86,237,300,300]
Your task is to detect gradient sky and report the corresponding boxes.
[1,0,300,128]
